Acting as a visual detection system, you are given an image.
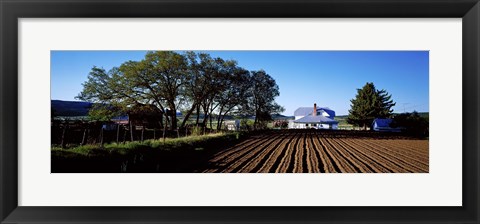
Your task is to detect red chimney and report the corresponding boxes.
[313,103,317,116]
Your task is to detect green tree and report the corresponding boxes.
[214,60,251,130]
[183,52,226,129]
[347,82,396,130]
[77,51,284,133]
[390,111,429,137]
[245,70,284,130]
[88,104,121,122]
[77,51,189,131]
[140,51,189,130]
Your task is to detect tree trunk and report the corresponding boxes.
[123,128,127,144]
[116,124,120,143]
[209,114,213,133]
[202,104,208,135]
[141,125,145,142]
[180,103,197,128]
[163,113,167,142]
[202,104,209,127]
[168,103,177,131]
[129,121,134,142]
[218,107,233,131]
[171,113,177,131]
[254,112,258,130]
[216,106,224,130]
[195,105,200,125]
[153,128,156,140]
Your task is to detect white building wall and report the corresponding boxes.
[288,120,295,129]
[224,120,240,131]
[289,123,338,129]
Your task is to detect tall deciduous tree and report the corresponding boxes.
[140,51,189,130]
[246,70,284,130]
[347,82,396,130]
[77,51,189,131]
[214,61,251,130]
[77,51,285,133]
[182,52,225,129]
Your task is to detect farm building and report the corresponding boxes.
[111,104,164,129]
[224,120,240,131]
[371,118,402,132]
[289,103,339,129]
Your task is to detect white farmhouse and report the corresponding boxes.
[289,103,339,129]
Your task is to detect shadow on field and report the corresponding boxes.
[51,133,253,173]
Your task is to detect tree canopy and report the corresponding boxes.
[347,82,396,129]
[76,51,283,131]
[390,111,429,137]
[246,70,284,129]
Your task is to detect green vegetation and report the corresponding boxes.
[347,82,396,130]
[76,51,283,131]
[52,132,241,156]
[51,131,255,172]
[391,111,429,137]
[334,116,355,130]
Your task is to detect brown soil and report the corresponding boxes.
[203,129,429,173]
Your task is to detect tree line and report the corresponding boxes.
[347,82,428,136]
[76,51,284,131]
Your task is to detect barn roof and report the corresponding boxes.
[293,115,339,124]
[373,118,393,127]
[294,107,335,117]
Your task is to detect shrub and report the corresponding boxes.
[273,120,289,129]
[391,111,429,137]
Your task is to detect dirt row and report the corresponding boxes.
[203,130,429,173]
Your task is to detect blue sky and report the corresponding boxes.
[51,51,429,116]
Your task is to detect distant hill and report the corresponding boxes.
[336,112,429,120]
[52,100,297,120]
[271,114,295,120]
[51,100,92,117]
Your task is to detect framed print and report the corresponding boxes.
[1,0,479,223]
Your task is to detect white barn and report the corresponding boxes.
[289,103,339,129]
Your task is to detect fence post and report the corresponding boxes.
[99,125,104,147]
[60,123,68,149]
[81,127,88,145]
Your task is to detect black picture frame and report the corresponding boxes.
[1,0,479,223]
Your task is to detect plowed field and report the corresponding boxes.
[203,130,428,173]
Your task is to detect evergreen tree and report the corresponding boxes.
[347,82,396,130]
